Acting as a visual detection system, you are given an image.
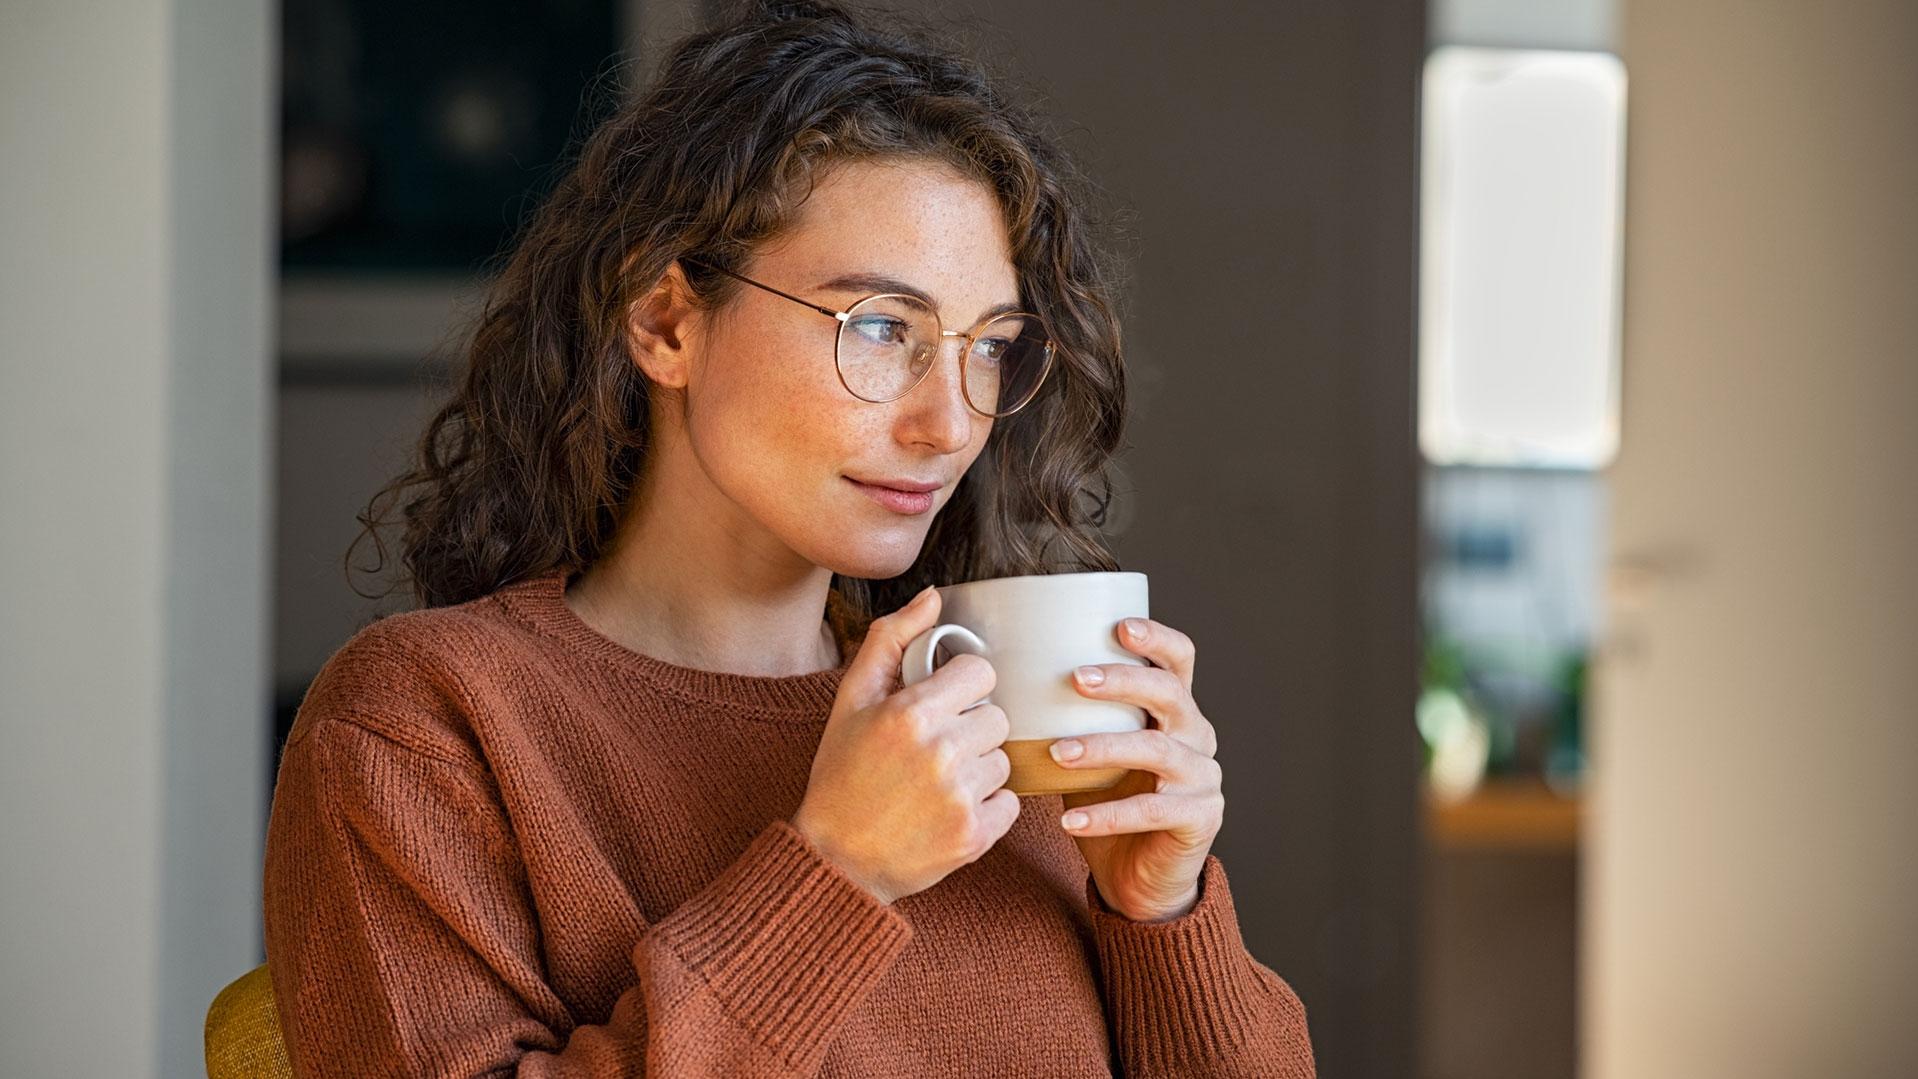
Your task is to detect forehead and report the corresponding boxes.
[754,157,1022,316]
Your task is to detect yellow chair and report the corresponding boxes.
[205,963,293,1079]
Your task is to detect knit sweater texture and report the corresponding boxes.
[262,568,1316,1077]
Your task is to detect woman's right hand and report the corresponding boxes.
[793,586,1019,905]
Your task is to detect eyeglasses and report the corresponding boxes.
[679,256,1056,418]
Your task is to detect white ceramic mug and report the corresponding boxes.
[900,571,1148,796]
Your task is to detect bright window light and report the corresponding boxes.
[1419,47,1627,469]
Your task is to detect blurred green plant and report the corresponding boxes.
[1545,649,1586,793]
[1417,627,1587,793]
[1417,630,1493,800]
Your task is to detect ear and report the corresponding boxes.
[624,259,700,390]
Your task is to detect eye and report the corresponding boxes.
[849,314,910,346]
[972,336,1014,364]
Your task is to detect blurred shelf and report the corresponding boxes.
[1423,777,1581,852]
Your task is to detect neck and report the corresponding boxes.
[563,446,842,678]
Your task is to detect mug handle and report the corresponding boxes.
[900,623,992,711]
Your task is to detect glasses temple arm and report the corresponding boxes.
[679,256,846,322]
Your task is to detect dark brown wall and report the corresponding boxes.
[857,2,1427,1074]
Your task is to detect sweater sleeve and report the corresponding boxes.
[264,717,913,1078]
[1083,854,1316,1079]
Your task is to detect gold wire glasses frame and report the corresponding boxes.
[679,256,1057,418]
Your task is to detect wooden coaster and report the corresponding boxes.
[1004,737,1128,796]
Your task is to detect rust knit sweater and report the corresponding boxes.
[262,568,1316,1078]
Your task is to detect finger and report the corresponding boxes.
[958,744,1013,800]
[947,701,1011,757]
[839,585,943,709]
[1049,728,1222,793]
[974,786,1022,850]
[1059,790,1221,841]
[1072,663,1185,721]
[889,652,997,734]
[1072,664,1217,756]
[1114,618,1195,692]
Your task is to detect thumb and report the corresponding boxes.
[837,585,941,710]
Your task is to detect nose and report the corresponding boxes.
[897,336,979,451]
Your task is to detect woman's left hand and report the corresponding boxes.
[1053,616,1223,923]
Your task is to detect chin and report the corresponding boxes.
[810,528,930,581]
[788,482,947,580]
[822,548,923,582]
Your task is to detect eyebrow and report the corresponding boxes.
[813,272,1024,324]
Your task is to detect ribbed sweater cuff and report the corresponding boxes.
[644,818,914,1070]
[1086,854,1268,1074]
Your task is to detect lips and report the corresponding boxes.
[846,476,938,515]
[849,476,943,493]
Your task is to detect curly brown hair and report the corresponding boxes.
[347,0,1133,631]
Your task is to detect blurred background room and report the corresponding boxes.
[3,0,1914,1076]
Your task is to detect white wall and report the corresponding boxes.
[0,2,273,1075]
[1588,1,1918,1075]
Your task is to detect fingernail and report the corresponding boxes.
[1062,811,1090,830]
[1050,738,1083,762]
[911,585,936,608]
[1075,665,1105,686]
[1123,618,1146,640]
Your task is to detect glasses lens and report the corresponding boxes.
[836,296,1056,415]
[966,313,1054,416]
[838,295,939,402]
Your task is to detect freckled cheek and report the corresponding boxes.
[703,347,864,490]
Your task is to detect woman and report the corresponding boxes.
[263,1,1315,1075]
